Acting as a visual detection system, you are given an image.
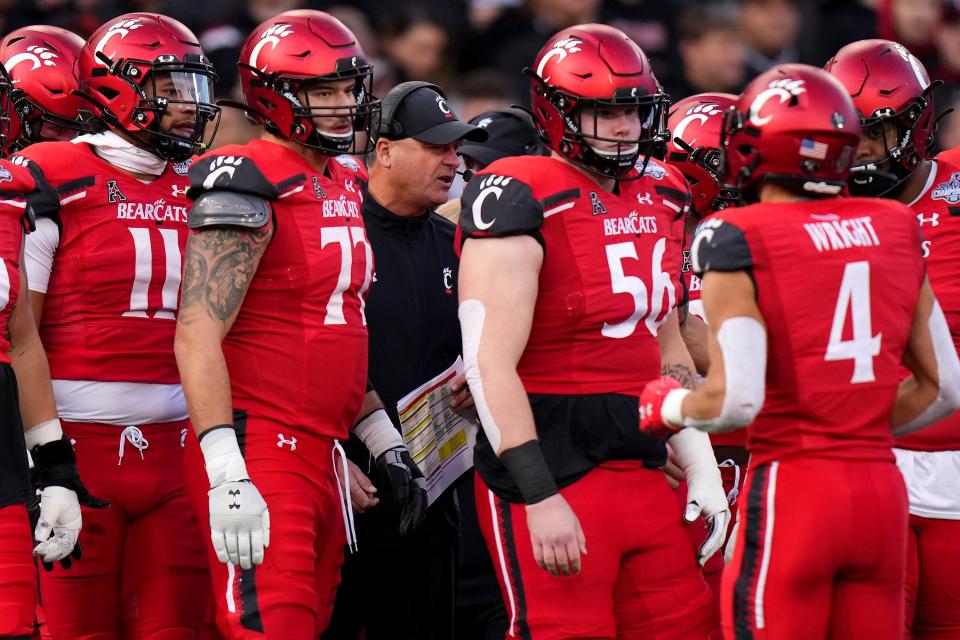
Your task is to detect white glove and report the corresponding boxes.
[200,427,270,570]
[669,428,731,566]
[208,480,270,570]
[33,485,82,564]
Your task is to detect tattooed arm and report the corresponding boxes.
[8,246,58,430]
[174,220,273,438]
[657,309,697,391]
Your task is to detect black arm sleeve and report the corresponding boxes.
[691,218,753,274]
[459,172,544,242]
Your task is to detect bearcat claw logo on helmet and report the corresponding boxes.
[5,45,59,74]
[94,19,143,67]
[749,79,806,127]
[672,102,725,143]
[249,23,293,71]
[536,38,582,81]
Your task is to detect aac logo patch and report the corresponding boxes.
[106,180,127,203]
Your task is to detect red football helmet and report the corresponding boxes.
[237,10,379,155]
[720,64,861,200]
[529,23,668,179]
[667,93,739,215]
[77,13,219,161]
[825,39,937,196]
[0,26,91,154]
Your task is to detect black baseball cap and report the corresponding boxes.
[385,85,488,145]
[459,107,548,166]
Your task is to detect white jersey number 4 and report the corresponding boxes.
[825,260,881,384]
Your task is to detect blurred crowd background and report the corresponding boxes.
[8,0,960,153]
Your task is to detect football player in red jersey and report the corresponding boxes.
[826,40,960,638]
[0,97,101,635]
[175,11,421,639]
[458,24,729,639]
[665,92,744,615]
[0,26,91,155]
[16,13,220,639]
[640,64,960,639]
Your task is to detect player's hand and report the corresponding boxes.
[639,376,685,437]
[32,486,82,566]
[684,474,731,566]
[661,447,685,490]
[449,373,475,412]
[28,430,109,570]
[376,447,427,535]
[208,479,270,570]
[525,494,587,577]
[344,459,379,513]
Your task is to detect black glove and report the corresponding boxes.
[29,436,109,570]
[375,447,427,536]
[20,159,61,230]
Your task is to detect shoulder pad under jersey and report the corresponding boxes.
[187,153,280,201]
[459,172,544,240]
[690,217,753,274]
[188,190,272,230]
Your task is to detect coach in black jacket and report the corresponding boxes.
[322,84,487,640]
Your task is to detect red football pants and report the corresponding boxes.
[0,503,34,638]
[38,420,210,640]
[905,514,960,639]
[184,417,346,640]
[476,462,714,640]
[722,458,907,640]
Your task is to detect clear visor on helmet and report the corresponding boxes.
[151,71,216,107]
[134,69,221,161]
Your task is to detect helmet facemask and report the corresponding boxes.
[241,58,380,156]
[848,97,931,197]
[535,75,668,180]
[7,91,96,153]
[130,66,220,162]
[0,66,16,156]
[670,134,740,215]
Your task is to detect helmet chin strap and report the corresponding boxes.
[848,161,907,198]
[589,142,640,158]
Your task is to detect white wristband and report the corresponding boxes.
[353,409,403,459]
[661,389,691,427]
[24,418,63,450]
[199,427,250,487]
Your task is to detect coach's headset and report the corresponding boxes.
[373,80,446,142]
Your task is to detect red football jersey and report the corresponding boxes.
[17,142,190,383]
[188,140,371,439]
[0,160,41,363]
[899,159,960,451]
[693,197,924,465]
[461,155,688,395]
[937,147,960,166]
